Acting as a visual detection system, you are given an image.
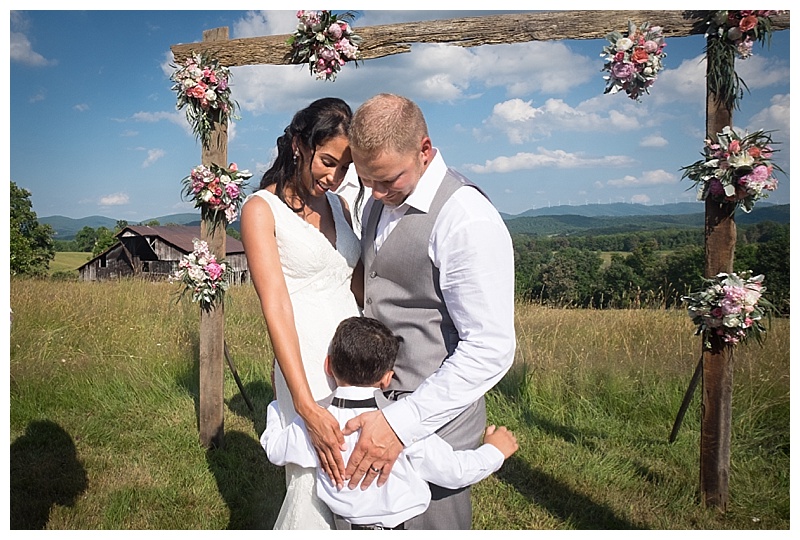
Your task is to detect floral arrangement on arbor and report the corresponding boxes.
[182,162,252,226]
[601,21,667,101]
[683,271,771,347]
[703,10,784,110]
[171,239,231,313]
[287,10,362,81]
[170,53,238,144]
[681,126,781,212]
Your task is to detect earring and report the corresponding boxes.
[293,151,299,165]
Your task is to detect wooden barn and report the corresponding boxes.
[78,225,249,284]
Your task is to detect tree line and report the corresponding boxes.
[513,221,789,314]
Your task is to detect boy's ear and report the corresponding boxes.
[379,370,394,390]
[324,356,333,377]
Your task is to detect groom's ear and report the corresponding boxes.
[324,356,333,377]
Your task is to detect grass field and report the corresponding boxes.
[49,252,91,275]
[9,278,790,530]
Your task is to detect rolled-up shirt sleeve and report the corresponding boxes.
[382,186,516,445]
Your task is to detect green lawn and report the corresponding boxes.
[49,252,91,275]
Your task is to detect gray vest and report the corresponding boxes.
[362,169,485,451]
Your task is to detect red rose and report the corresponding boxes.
[739,15,758,32]
[631,47,650,64]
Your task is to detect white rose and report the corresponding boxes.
[616,37,633,52]
[728,152,755,171]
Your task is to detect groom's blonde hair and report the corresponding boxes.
[349,93,429,155]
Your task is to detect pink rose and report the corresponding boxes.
[206,261,224,281]
[225,183,240,198]
[229,163,238,171]
[327,23,342,40]
[611,61,635,81]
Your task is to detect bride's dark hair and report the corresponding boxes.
[260,97,360,215]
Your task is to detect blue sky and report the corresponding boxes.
[7,6,792,221]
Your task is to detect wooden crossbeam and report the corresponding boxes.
[171,11,790,67]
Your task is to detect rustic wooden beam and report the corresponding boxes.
[198,27,228,450]
[170,11,790,67]
[700,41,736,513]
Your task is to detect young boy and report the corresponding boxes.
[261,316,519,530]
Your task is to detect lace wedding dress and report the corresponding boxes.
[247,189,361,529]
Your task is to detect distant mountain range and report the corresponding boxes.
[40,202,789,240]
[40,213,202,239]
[503,203,789,236]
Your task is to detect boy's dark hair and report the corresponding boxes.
[329,317,403,386]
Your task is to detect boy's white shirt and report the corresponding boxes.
[261,385,504,528]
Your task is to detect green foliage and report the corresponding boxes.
[10,181,55,277]
[73,226,98,252]
[91,226,117,257]
[226,226,242,241]
[513,223,789,311]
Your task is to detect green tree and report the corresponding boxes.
[226,226,242,241]
[74,226,98,252]
[599,253,643,308]
[10,182,55,276]
[115,220,129,232]
[92,226,118,257]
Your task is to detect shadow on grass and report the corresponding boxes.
[10,420,88,530]
[206,430,286,529]
[496,455,642,530]
[227,380,274,438]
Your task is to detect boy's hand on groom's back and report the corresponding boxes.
[483,425,519,459]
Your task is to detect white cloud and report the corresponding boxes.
[482,97,642,143]
[28,89,46,103]
[99,193,129,206]
[639,134,668,148]
[73,103,89,112]
[631,194,651,204]
[142,148,166,168]
[747,93,790,138]
[10,31,56,67]
[607,169,678,188]
[471,41,595,96]
[465,148,634,174]
[233,10,298,39]
[131,110,193,137]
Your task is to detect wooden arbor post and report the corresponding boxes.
[699,42,737,511]
[198,27,228,449]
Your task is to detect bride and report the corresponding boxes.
[240,97,363,529]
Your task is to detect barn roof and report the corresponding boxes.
[77,225,245,272]
[119,225,244,255]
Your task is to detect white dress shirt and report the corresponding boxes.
[335,164,371,239]
[261,385,504,528]
[363,149,516,446]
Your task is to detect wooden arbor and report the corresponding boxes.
[171,10,789,510]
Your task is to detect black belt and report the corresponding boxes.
[331,396,378,409]
[351,522,405,530]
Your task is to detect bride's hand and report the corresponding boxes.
[300,403,346,488]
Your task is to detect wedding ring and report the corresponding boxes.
[369,465,381,473]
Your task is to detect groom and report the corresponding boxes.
[343,93,516,529]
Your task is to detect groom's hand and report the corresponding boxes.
[343,410,403,490]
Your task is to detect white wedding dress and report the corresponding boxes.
[248,189,361,530]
